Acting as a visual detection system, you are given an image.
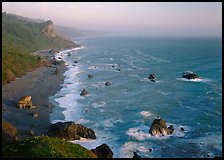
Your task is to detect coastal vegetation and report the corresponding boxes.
[2,136,97,158]
[2,12,77,84]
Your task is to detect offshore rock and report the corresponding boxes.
[105,82,112,86]
[91,143,114,158]
[148,73,156,82]
[88,74,94,78]
[182,71,200,79]
[149,118,174,136]
[48,121,96,140]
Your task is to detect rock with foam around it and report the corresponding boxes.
[149,118,174,137]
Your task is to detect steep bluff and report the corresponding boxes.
[42,20,56,37]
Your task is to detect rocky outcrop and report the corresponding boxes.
[80,89,89,96]
[17,96,35,109]
[48,121,96,140]
[149,118,174,137]
[91,143,113,158]
[2,120,19,146]
[42,20,56,37]
[182,71,200,79]
[148,73,156,82]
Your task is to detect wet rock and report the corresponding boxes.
[149,148,153,152]
[80,89,89,96]
[91,143,113,158]
[88,74,94,78]
[148,73,156,82]
[182,71,200,79]
[17,96,34,109]
[55,67,59,75]
[74,60,78,63]
[133,152,142,158]
[48,121,96,140]
[117,69,121,71]
[149,118,174,136]
[105,82,112,86]
[179,127,185,132]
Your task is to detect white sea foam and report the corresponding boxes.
[176,77,212,83]
[126,127,151,141]
[71,130,120,158]
[50,47,84,122]
[127,123,190,141]
[120,142,150,158]
[140,111,153,117]
[91,99,106,108]
[51,119,68,124]
[76,118,90,124]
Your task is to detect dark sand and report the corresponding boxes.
[2,49,67,137]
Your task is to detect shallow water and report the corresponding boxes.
[49,36,222,158]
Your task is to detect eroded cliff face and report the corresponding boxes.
[42,20,56,37]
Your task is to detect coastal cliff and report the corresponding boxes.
[2,12,80,84]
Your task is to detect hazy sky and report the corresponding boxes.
[2,2,222,37]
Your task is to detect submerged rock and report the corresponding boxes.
[182,71,200,79]
[17,96,34,109]
[80,89,89,96]
[149,118,174,136]
[91,143,114,158]
[48,121,96,140]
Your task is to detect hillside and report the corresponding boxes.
[2,136,97,158]
[2,12,79,84]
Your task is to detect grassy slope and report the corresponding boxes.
[2,12,76,84]
[2,136,97,158]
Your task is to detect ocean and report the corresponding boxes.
[49,36,222,158]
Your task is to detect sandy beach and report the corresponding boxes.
[2,49,67,137]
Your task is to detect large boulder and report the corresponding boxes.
[2,120,19,146]
[149,119,174,137]
[17,96,34,109]
[48,121,96,140]
[91,143,113,158]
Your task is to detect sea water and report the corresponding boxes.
[49,36,222,158]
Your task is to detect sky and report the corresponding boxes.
[2,2,222,37]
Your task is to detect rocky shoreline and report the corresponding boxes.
[2,49,68,138]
